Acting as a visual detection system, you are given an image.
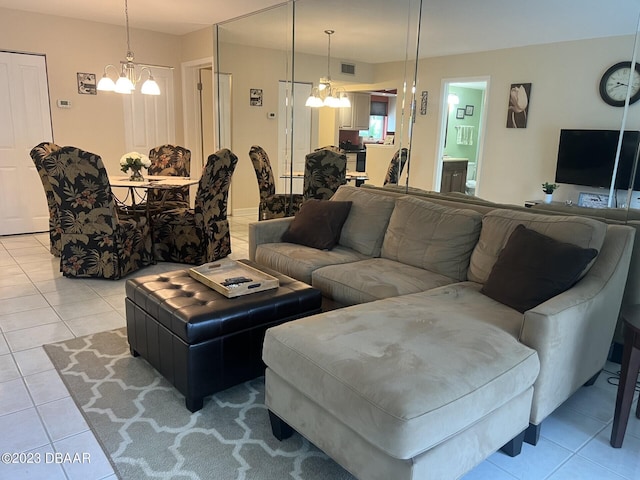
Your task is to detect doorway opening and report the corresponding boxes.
[182,58,211,207]
[182,58,231,211]
[436,78,489,196]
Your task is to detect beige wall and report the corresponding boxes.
[220,34,640,210]
[216,40,407,211]
[216,42,290,212]
[5,6,640,213]
[407,35,640,205]
[214,22,640,210]
[181,26,214,62]
[0,8,183,174]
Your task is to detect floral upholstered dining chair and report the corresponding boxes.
[383,147,408,185]
[30,142,63,256]
[151,148,238,264]
[303,148,347,200]
[43,146,154,279]
[147,144,191,208]
[249,145,303,220]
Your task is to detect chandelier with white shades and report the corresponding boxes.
[97,0,160,95]
[305,30,351,108]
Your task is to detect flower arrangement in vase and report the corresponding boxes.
[542,182,559,203]
[120,152,151,181]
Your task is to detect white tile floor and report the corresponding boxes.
[0,213,639,480]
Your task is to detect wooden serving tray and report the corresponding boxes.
[189,259,279,298]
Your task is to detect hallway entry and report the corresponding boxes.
[436,78,488,197]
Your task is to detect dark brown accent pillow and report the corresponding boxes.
[282,199,352,250]
[480,224,598,313]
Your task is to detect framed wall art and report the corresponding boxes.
[77,72,96,95]
[506,83,531,128]
[420,91,428,115]
[456,108,465,119]
[250,88,263,106]
[578,192,609,209]
[465,105,474,116]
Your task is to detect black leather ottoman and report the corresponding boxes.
[125,260,322,412]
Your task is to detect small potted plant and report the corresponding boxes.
[542,182,559,203]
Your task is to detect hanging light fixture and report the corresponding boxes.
[305,30,351,108]
[97,0,160,96]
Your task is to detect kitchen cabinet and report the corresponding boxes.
[345,152,358,172]
[345,150,366,172]
[339,93,371,130]
[441,159,468,193]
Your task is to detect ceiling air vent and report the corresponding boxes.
[341,63,355,75]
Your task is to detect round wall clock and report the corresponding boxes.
[599,61,640,107]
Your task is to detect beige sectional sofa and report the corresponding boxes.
[372,184,640,349]
[249,185,635,480]
[528,200,640,348]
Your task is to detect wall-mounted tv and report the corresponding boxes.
[554,129,640,189]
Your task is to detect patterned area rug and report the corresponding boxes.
[44,328,354,480]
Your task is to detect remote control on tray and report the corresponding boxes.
[221,276,252,287]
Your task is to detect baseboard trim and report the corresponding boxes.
[232,207,258,217]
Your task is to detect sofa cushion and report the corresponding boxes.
[331,185,397,257]
[281,199,352,250]
[381,196,483,281]
[468,209,607,284]
[263,284,539,459]
[312,258,456,306]
[481,224,599,313]
[255,243,370,285]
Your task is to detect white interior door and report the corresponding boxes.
[278,81,311,194]
[123,66,175,156]
[199,67,215,159]
[0,51,52,235]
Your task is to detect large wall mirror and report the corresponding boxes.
[216,0,640,223]
[411,0,640,225]
[214,2,294,216]
[215,0,422,215]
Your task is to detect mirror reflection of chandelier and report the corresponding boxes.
[305,30,351,108]
[97,0,160,95]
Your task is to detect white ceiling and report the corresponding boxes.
[1,0,639,63]
[0,0,284,36]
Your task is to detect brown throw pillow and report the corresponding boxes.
[480,224,598,313]
[282,199,352,250]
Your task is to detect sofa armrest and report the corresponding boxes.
[248,217,294,261]
[622,221,640,306]
[519,224,634,425]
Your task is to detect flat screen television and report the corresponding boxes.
[554,129,640,189]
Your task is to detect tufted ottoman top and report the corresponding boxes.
[126,260,322,345]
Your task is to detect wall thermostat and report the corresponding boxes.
[57,99,72,109]
[267,112,276,119]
